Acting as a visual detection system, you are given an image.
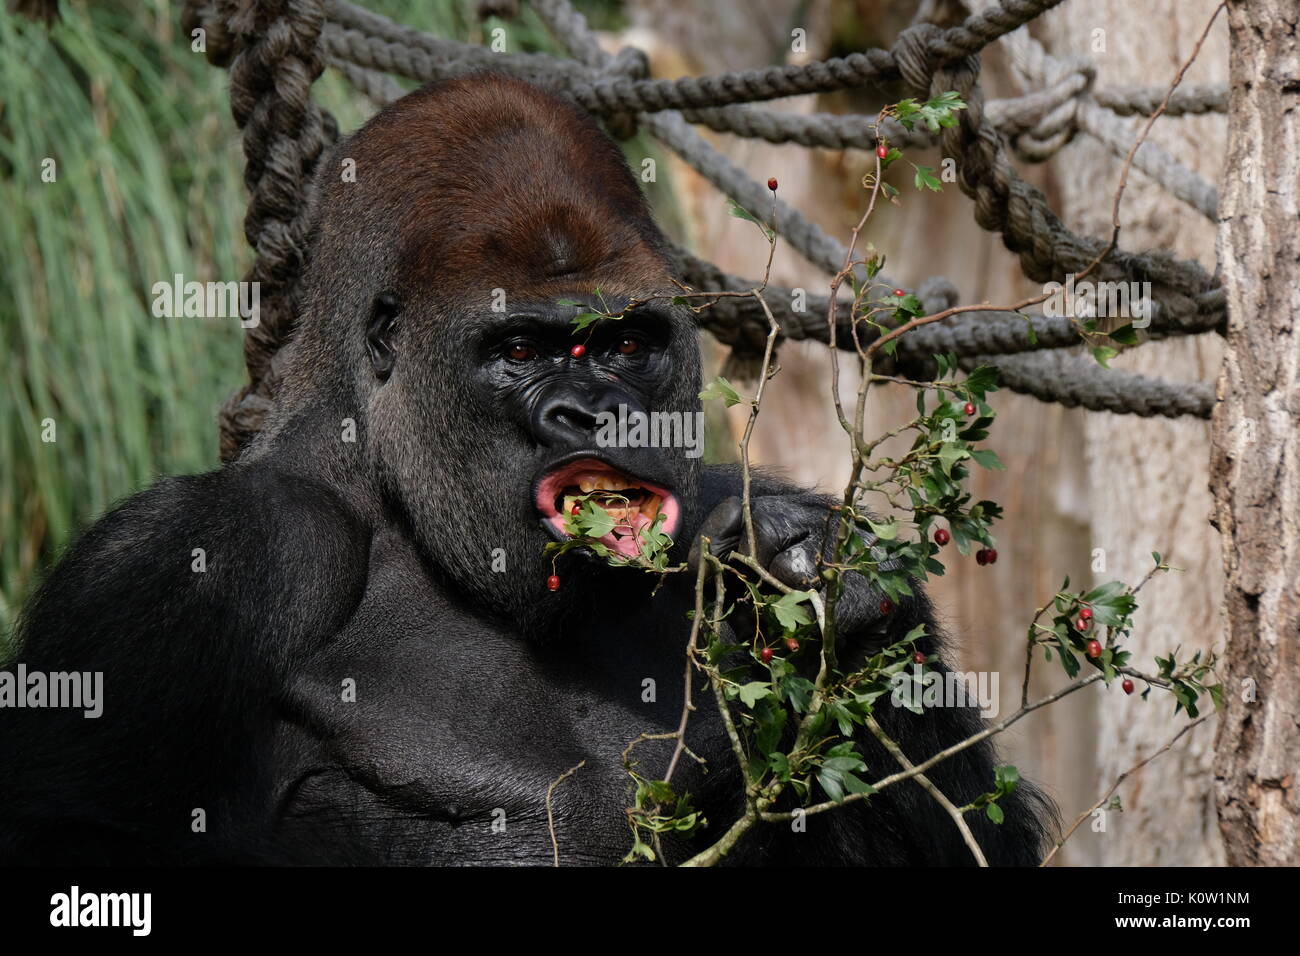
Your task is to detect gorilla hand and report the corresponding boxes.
[687,494,893,645]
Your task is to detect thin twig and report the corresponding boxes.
[1039,714,1212,866]
[546,759,586,867]
[762,673,1106,821]
[866,715,988,866]
[663,542,711,785]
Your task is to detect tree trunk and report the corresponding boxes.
[1210,0,1300,867]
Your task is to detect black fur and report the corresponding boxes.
[0,75,1054,865]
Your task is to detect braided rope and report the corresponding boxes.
[963,352,1215,419]
[211,0,338,460]
[996,28,1219,218]
[190,0,1229,451]
[323,3,1222,324]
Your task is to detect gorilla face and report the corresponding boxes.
[370,289,701,633]
[487,298,688,554]
[287,75,704,634]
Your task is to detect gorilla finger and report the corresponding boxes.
[750,502,821,570]
[768,544,823,590]
[687,495,744,574]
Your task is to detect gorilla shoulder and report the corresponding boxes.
[13,463,370,672]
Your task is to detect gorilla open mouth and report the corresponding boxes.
[535,458,681,558]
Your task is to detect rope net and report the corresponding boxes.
[177,0,1227,461]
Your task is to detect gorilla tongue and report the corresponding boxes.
[535,458,681,559]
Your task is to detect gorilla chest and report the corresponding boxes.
[274,558,723,864]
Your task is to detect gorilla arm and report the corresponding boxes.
[0,464,369,864]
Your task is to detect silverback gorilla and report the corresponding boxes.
[0,74,1053,866]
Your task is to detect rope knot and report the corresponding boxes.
[893,22,945,95]
[1001,55,1096,161]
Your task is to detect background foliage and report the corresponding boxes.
[0,0,650,643]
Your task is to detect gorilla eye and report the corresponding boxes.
[616,337,641,356]
[507,343,538,362]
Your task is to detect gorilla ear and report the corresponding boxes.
[366,292,402,381]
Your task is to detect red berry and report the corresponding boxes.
[570,344,586,358]
[1087,639,1102,659]
[547,574,561,592]
[963,402,976,415]
[893,288,906,297]
[570,503,581,516]
[913,651,926,665]
[879,598,894,615]
[785,637,800,653]
[1122,678,1135,695]
[934,528,950,546]
[975,548,988,566]
[1079,606,1093,621]
[760,647,774,663]
[1076,616,1090,632]
[767,177,778,191]
[876,143,888,159]
[985,548,998,565]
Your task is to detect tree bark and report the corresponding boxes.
[1210,0,1300,867]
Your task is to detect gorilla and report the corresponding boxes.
[0,74,1053,866]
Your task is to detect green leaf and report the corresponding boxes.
[779,674,816,713]
[936,443,969,476]
[865,516,899,541]
[1109,324,1140,345]
[726,198,761,225]
[912,164,942,192]
[699,376,746,407]
[579,501,616,539]
[754,697,787,755]
[1021,313,1039,346]
[736,681,774,708]
[986,803,1005,825]
[622,836,656,863]
[771,590,814,631]
[643,779,675,804]
[571,312,604,333]
[1082,580,1128,604]
[970,448,1005,471]
[1092,345,1118,368]
[994,764,1020,794]
[726,198,774,239]
[962,365,1000,397]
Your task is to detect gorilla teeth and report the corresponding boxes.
[561,489,664,523]
[573,472,643,493]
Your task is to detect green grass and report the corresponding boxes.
[0,0,676,646]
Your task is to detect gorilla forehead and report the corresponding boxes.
[324,73,673,300]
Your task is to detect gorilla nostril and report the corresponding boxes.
[538,402,600,441]
[532,384,639,446]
